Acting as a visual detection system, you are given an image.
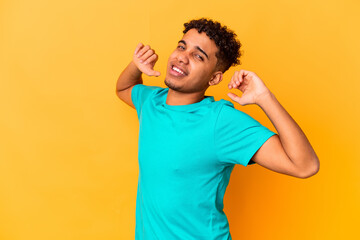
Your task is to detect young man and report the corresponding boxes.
[116,18,319,240]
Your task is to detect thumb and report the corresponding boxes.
[151,70,161,77]
[227,92,247,106]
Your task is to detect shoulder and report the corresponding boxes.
[131,85,165,118]
[214,99,265,132]
[131,84,165,102]
[216,99,255,120]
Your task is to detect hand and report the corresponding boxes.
[133,43,161,77]
[227,70,271,106]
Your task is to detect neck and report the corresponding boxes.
[166,88,206,105]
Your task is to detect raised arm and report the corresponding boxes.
[116,43,161,108]
[227,70,320,179]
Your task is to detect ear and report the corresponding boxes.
[209,71,223,86]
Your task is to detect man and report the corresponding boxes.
[116,18,319,240]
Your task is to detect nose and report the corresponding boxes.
[177,50,189,64]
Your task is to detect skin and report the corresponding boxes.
[116,28,320,178]
[131,29,223,105]
[163,29,223,105]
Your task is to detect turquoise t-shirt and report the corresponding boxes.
[131,84,276,240]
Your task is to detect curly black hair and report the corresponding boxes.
[183,18,241,73]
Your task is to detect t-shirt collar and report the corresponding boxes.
[162,88,214,111]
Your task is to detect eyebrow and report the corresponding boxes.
[178,40,209,60]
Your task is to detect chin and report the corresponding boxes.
[164,78,182,91]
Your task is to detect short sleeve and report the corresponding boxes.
[131,84,161,119]
[214,102,277,166]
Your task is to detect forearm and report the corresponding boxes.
[116,61,143,92]
[257,92,319,170]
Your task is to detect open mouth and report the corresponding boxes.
[171,65,188,76]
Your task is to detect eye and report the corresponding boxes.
[195,54,204,61]
[177,45,185,50]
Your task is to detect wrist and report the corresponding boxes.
[255,90,275,107]
[129,61,143,78]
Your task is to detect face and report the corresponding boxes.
[165,29,222,93]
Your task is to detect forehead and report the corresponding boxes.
[181,29,218,56]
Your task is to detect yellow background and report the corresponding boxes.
[1,0,359,239]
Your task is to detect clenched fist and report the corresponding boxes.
[133,43,161,77]
[227,70,272,106]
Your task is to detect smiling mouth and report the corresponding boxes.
[171,65,187,76]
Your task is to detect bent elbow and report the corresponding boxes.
[297,157,320,179]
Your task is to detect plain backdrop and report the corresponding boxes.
[0,0,359,239]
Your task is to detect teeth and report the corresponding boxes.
[172,66,185,75]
